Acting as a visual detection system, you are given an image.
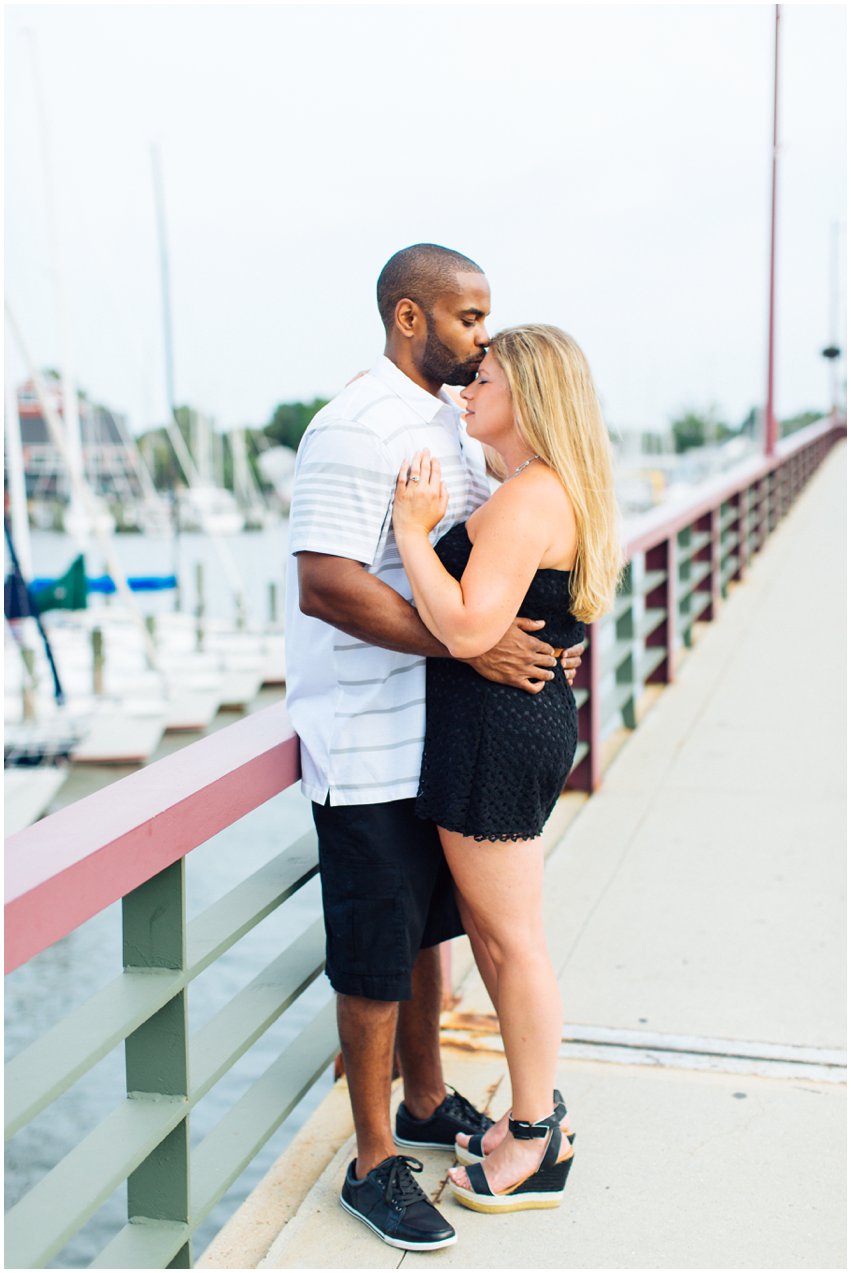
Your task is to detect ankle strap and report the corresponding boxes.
[508,1107,562,1140]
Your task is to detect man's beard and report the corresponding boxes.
[421,316,483,387]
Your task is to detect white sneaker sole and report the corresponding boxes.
[393,1133,458,1152]
[339,1196,458,1250]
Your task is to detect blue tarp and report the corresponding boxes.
[30,574,178,595]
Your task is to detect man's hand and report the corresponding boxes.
[559,642,584,686]
[462,617,553,694]
[465,619,585,695]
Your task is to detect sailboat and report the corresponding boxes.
[232,426,280,528]
[172,410,243,534]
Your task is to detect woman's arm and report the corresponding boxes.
[393,450,557,660]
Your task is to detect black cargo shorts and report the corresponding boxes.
[311,797,464,1002]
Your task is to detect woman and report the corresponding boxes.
[392,324,620,1213]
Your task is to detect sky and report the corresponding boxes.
[4,2,847,437]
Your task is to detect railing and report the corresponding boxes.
[568,417,845,791]
[4,415,844,1268]
[5,707,337,1269]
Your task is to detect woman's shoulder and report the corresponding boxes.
[487,462,571,516]
[472,464,576,568]
[469,462,571,542]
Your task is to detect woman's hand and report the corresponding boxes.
[393,449,449,537]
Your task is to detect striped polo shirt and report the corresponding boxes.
[284,355,491,806]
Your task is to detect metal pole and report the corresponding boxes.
[765,5,781,457]
[4,341,32,580]
[151,143,247,620]
[829,222,840,421]
[151,142,177,421]
[6,302,159,672]
[23,28,86,526]
[195,561,205,652]
[92,627,104,696]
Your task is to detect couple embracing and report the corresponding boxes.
[284,243,620,1250]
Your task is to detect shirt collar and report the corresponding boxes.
[370,355,459,425]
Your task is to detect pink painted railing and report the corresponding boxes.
[6,417,846,969]
[4,415,844,1267]
[5,704,300,973]
[5,704,317,1269]
[568,416,845,791]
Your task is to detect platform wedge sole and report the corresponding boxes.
[449,1153,573,1214]
[448,1187,564,1214]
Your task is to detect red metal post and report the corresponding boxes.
[646,537,678,684]
[696,508,720,622]
[569,624,600,792]
[765,5,781,457]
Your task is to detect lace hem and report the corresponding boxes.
[416,805,544,843]
[472,830,544,843]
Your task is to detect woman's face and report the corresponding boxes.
[459,351,516,448]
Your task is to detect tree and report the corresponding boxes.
[738,407,758,437]
[780,410,822,438]
[136,427,182,489]
[264,399,328,451]
[670,408,735,454]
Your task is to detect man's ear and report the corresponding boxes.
[394,297,424,339]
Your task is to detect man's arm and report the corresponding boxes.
[297,553,572,692]
[298,553,446,655]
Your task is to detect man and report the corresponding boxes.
[284,244,582,1250]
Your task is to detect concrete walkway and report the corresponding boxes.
[207,445,846,1270]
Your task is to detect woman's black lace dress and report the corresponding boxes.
[415,522,585,842]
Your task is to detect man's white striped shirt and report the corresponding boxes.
[284,355,491,806]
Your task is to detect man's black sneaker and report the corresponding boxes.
[395,1085,494,1152]
[339,1154,457,1251]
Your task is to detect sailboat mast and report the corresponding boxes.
[4,341,33,580]
[149,142,247,613]
[24,28,86,511]
[6,302,160,671]
[151,141,177,419]
[150,142,201,487]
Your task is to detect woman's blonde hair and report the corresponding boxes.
[489,324,621,623]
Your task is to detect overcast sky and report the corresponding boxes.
[4,3,846,437]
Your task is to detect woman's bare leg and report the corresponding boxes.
[455,886,500,1011]
[439,828,570,1191]
[456,888,573,1155]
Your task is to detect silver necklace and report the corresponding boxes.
[509,454,541,479]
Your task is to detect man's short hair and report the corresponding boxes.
[376,244,484,331]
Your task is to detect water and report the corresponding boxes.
[22,523,291,627]
[5,529,339,1267]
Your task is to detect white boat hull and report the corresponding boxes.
[5,767,68,836]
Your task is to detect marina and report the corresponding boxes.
[4,524,290,832]
[3,5,845,1263]
[4,419,844,1267]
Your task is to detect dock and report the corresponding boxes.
[203,441,846,1270]
[4,426,844,1269]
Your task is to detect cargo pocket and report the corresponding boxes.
[327,858,406,977]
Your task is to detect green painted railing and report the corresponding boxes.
[5,708,337,1269]
[568,416,845,790]
[4,415,844,1268]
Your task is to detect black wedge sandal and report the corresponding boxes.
[454,1089,575,1167]
[449,1103,574,1213]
